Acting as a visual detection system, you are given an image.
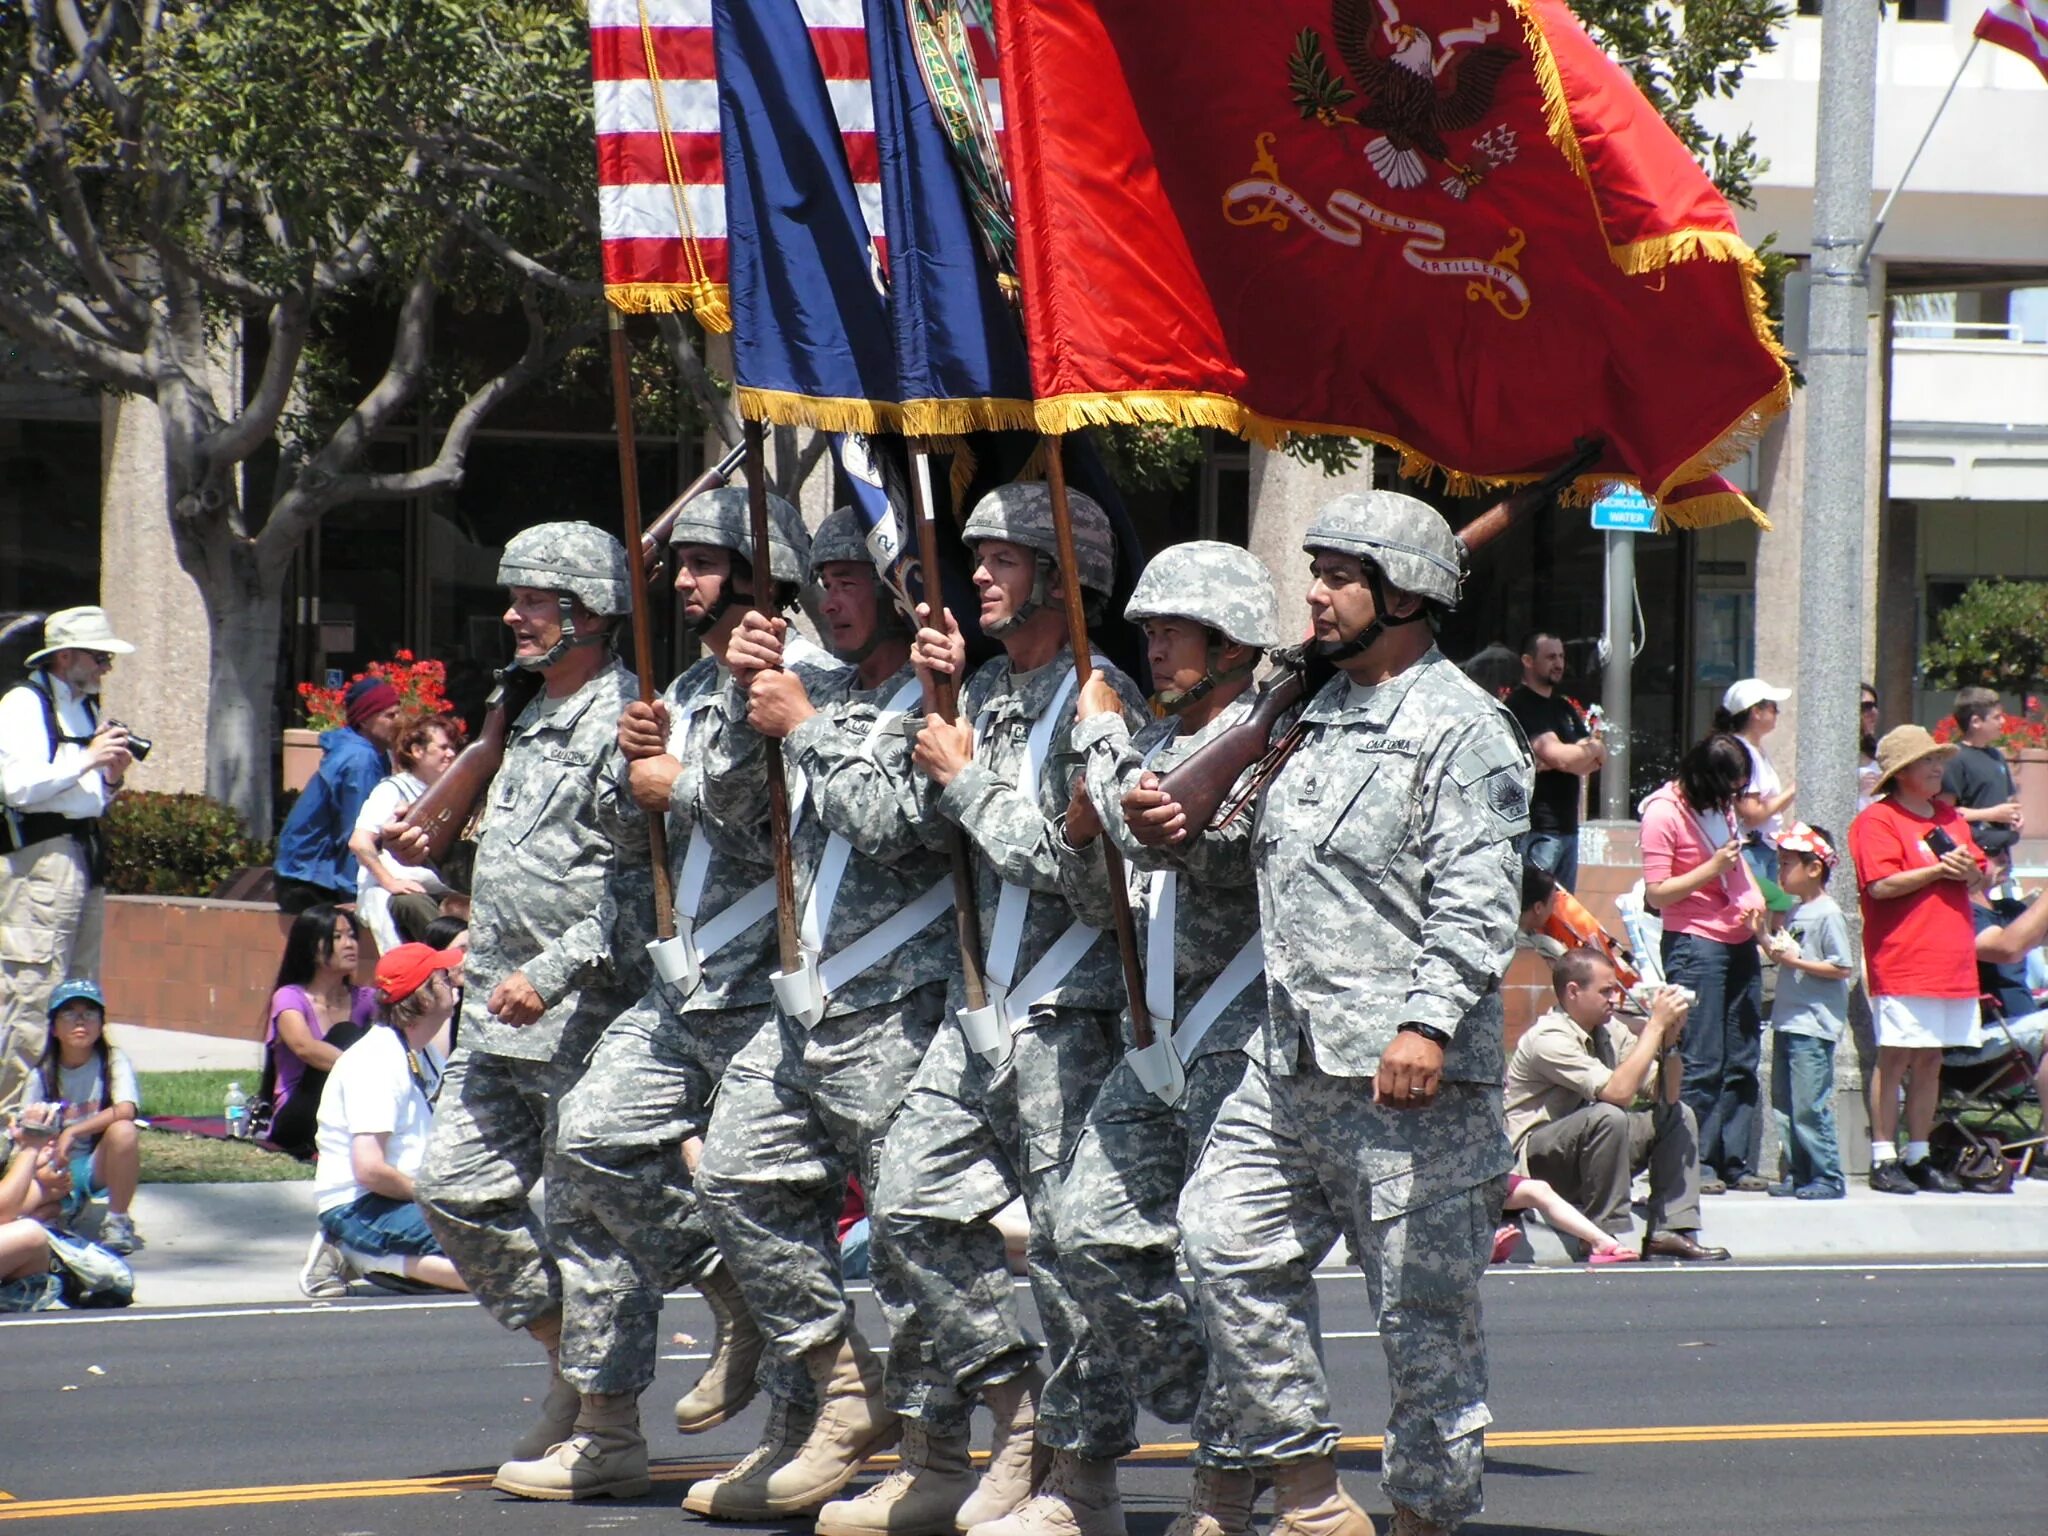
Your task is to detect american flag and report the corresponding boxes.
[1976,0,2048,84]
[590,0,1001,325]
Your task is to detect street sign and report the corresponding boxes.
[1590,485,1658,533]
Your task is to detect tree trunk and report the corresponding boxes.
[202,565,286,837]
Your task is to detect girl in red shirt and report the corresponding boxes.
[1848,725,1987,1195]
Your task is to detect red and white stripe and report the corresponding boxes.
[1976,0,2048,83]
[589,0,1001,309]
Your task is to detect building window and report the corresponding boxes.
[1895,0,1947,18]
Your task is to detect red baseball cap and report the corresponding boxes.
[373,944,464,1005]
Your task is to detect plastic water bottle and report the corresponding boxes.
[224,1081,249,1140]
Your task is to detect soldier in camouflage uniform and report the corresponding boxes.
[1138,493,1529,1536]
[875,482,1150,1536]
[401,523,655,1484]
[1056,542,1284,1536]
[492,488,829,1501]
[678,506,960,1524]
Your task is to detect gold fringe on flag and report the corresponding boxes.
[900,397,1041,437]
[606,283,733,331]
[736,387,904,435]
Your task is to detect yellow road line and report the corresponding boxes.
[3,1420,2043,1522]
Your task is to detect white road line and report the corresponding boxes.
[5,1261,2040,1328]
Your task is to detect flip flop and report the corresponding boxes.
[1490,1223,1524,1263]
[1589,1246,1642,1265]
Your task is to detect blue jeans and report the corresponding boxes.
[1770,1031,1843,1191]
[1522,829,1579,894]
[318,1193,445,1259]
[1661,929,1764,1180]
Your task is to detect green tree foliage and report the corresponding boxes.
[1922,581,2048,703]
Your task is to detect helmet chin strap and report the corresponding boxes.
[1154,635,1256,715]
[1313,564,1428,667]
[985,554,1054,639]
[515,595,610,671]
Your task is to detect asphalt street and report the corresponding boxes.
[0,1262,2041,1535]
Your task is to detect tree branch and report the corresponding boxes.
[657,313,741,447]
[457,213,603,299]
[203,294,312,468]
[0,272,153,392]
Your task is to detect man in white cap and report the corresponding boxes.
[0,608,138,1115]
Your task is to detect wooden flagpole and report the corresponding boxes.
[742,417,805,976]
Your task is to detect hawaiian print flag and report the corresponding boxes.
[993,0,1792,526]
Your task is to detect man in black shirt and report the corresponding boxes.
[1505,631,1604,892]
[1940,688,2022,871]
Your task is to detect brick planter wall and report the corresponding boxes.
[1503,821,1643,1050]
[100,896,378,1040]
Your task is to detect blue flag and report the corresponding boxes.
[714,0,897,426]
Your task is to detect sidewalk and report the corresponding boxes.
[90,1175,2048,1311]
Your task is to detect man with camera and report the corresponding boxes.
[1504,949,1728,1261]
[0,608,139,1118]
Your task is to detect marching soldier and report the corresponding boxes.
[1057,542,1284,1536]
[683,507,967,1527]
[402,524,655,1480]
[1142,493,1529,1536]
[877,483,1150,1536]
[491,488,829,1501]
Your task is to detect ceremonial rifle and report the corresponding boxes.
[1155,438,1605,832]
[393,403,746,868]
[1044,436,1158,1055]
[908,442,992,1013]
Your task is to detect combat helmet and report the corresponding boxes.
[961,481,1116,636]
[1125,541,1284,712]
[498,521,633,669]
[808,504,908,661]
[667,484,813,630]
[1302,491,1465,609]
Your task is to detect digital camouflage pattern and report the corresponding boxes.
[667,486,812,587]
[1122,540,1284,650]
[1302,490,1466,608]
[460,658,654,1064]
[496,521,634,616]
[1251,652,1531,1083]
[550,994,785,1398]
[416,1049,575,1335]
[702,660,954,1018]
[961,483,1117,598]
[697,986,947,1420]
[1057,1047,1251,1466]
[874,1005,1133,1455]
[866,645,1148,1458]
[1181,1065,1507,1527]
[806,504,871,576]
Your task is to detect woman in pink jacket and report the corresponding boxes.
[1639,734,1767,1193]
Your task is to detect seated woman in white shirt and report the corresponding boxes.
[301,943,469,1297]
[347,713,459,953]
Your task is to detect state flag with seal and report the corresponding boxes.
[992,0,1793,526]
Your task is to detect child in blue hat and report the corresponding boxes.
[29,980,144,1252]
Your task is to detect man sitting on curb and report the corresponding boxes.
[1504,950,1730,1262]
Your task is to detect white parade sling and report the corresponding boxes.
[956,661,1106,1065]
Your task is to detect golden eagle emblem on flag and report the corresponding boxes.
[1293,0,1517,201]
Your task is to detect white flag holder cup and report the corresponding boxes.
[956,984,1012,1065]
[648,927,701,998]
[771,951,827,1028]
[1125,1031,1186,1107]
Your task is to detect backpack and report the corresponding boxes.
[47,1228,136,1309]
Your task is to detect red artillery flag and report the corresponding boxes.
[993,0,1792,525]
[1976,0,2048,82]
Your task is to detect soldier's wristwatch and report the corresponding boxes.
[1397,1022,1454,1048]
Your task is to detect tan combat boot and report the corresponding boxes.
[683,1395,818,1518]
[675,1262,766,1433]
[954,1368,1052,1531]
[962,1451,1125,1536]
[507,1315,581,1462]
[754,1326,901,1514]
[1266,1457,1373,1536]
[1163,1467,1259,1536]
[1386,1505,1454,1536]
[492,1392,652,1502]
[816,1420,980,1536]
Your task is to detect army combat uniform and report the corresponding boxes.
[1179,494,1530,1534]
[414,529,654,1404]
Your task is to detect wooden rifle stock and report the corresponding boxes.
[640,441,748,581]
[395,666,544,865]
[1155,438,1604,832]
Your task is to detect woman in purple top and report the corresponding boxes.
[263,905,374,1158]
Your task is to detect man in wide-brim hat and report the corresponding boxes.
[0,607,140,1115]
[1849,724,1987,1196]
